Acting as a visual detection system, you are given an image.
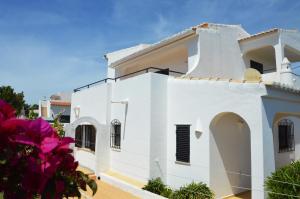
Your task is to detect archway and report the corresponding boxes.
[209,112,251,198]
[67,117,110,174]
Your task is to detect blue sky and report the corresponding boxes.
[0,0,299,103]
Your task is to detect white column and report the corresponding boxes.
[274,42,284,80]
[250,111,275,199]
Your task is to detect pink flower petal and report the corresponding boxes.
[41,137,59,153]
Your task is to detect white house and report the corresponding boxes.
[39,91,71,123]
[67,23,300,198]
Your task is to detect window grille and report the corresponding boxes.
[278,119,294,153]
[111,119,121,149]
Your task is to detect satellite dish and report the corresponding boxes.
[244,68,262,81]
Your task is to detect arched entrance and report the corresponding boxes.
[209,112,251,198]
[67,117,110,175]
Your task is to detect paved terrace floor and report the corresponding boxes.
[77,167,140,199]
[78,166,251,199]
[225,191,251,199]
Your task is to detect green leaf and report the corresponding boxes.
[87,179,97,196]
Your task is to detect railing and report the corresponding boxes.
[74,67,185,92]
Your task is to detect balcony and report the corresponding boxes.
[74,67,184,92]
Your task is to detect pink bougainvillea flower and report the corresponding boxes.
[0,100,97,198]
[41,137,59,153]
[0,100,15,123]
[56,137,74,150]
[27,118,57,139]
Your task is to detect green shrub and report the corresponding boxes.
[265,161,300,199]
[161,187,173,198]
[170,182,214,199]
[143,178,169,195]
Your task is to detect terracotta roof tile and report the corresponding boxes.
[50,101,71,106]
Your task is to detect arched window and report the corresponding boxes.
[278,119,294,153]
[111,119,121,149]
[75,125,96,152]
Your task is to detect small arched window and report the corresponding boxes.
[278,119,294,153]
[111,119,121,149]
[75,125,96,152]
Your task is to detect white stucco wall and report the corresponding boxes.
[74,149,96,171]
[149,74,168,181]
[166,78,265,193]
[187,25,248,79]
[70,70,300,199]
[109,73,153,182]
[71,83,109,124]
[70,84,111,172]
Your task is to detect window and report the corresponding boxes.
[250,60,263,74]
[75,125,83,147]
[75,125,96,152]
[278,119,294,153]
[60,115,70,123]
[176,125,190,163]
[111,119,121,149]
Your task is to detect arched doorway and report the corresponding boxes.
[209,112,251,198]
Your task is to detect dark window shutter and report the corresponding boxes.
[176,125,190,163]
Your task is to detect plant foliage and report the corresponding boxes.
[52,113,65,137]
[0,86,25,115]
[0,100,97,199]
[265,161,300,199]
[143,178,168,195]
[170,182,214,199]
[143,178,213,199]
